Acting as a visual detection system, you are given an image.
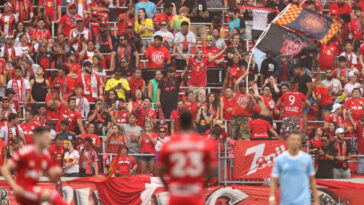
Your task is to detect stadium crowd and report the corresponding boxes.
[0,0,362,180]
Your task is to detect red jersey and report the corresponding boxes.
[202,46,223,67]
[329,3,352,16]
[140,132,158,154]
[325,113,343,126]
[45,94,68,120]
[136,107,157,128]
[279,91,307,117]
[11,0,33,21]
[184,102,198,118]
[59,14,82,37]
[51,76,74,96]
[129,76,144,96]
[113,110,128,125]
[63,62,82,76]
[47,144,65,167]
[159,132,217,205]
[231,92,252,117]
[33,115,47,127]
[248,119,272,140]
[29,29,52,42]
[39,0,61,21]
[310,138,323,150]
[319,43,336,71]
[170,110,181,133]
[11,145,55,187]
[0,139,5,167]
[55,109,82,132]
[0,13,16,36]
[314,86,333,106]
[145,46,171,69]
[118,154,136,176]
[357,123,364,154]
[343,98,364,122]
[106,135,125,153]
[222,96,234,120]
[189,57,209,87]
[154,13,173,25]
[116,13,133,35]
[20,122,40,144]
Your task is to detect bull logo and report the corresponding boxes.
[205,187,248,205]
[0,188,9,205]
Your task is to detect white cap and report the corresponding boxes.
[331,103,342,113]
[4,2,11,7]
[335,128,345,134]
[348,71,356,78]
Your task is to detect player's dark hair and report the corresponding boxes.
[321,134,330,140]
[288,129,301,138]
[8,113,17,122]
[338,56,347,62]
[353,87,361,93]
[179,111,193,130]
[33,126,51,137]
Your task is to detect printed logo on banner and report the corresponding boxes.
[0,188,9,204]
[234,141,288,179]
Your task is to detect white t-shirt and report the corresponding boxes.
[63,150,80,174]
[155,136,170,153]
[174,32,196,59]
[6,79,31,102]
[322,79,342,95]
[340,52,358,66]
[344,82,362,96]
[0,124,24,144]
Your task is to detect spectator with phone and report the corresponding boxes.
[116,146,137,177]
[87,99,112,136]
[105,69,130,102]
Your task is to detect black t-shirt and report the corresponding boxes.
[316,144,337,179]
[297,74,312,97]
[96,32,117,53]
[261,57,277,79]
[113,43,137,69]
[158,76,182,104]
[87,111,112,135]
[333,141,352,169]
[183,0,209,22]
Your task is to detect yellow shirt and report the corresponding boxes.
[170,15,190,31]
[134,19,154,37]
[105,78,130,101]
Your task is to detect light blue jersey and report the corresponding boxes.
[272,151,315,205]
[135,2,157,18]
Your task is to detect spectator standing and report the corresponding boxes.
[0,113,24,146]
[63,51,82,79]
[147,70,163,108]
[51,65,75,98]
[0,97,16,120]
[74,85,90,119]
[87,99,112,136]
[145,35,171,73]
[135,97,157,128]
[55,120,77,149]
[315,134,337,179]
[63,140,80,177]
[69,18,92,53]
[226,34,246,62]
[6,66,30,105]
[30,67,50,103]
[322,69,343,102]
[157,67,187,119]
[249,112,279,140]
[94,21,116,68]
[11,0,33,22]
[0,2,17,37]
[154,126,169,153]
[138,122,157,174]
[104,125,128,153]
[80,123,102,151]
[75,60,104,103]
[184,0,210,38]
[154,3,174,30]
[79,137,99,177]
[344,71,362,96]
[116,5,135,36]
[33,105,48,127]
[105,69,130,102]
[313,81,334,120]
[230,75,255,140]
[170,6,190,33]
[329,0,352,16]
[135,8,154,47]
[121,113,143,156]
[333,128,352,179]
[227,8,245,40]
[343,88,364,123]
[135,0,156,18]
[129,68,145,96]
[324,103,344,129]
[220,88,234,121]
[20,110,39,144]
[110,34,139,72]
[171,100,185,135]
[116,146,137,177]
[173,21,197,71]
[112,102,128,125]
[260,53,278,85]
[153,20,175,51]
[48,135,65,168]
[58,4,82,37]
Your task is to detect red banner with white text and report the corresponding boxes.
[234,140,288,179]
[0,176,363,204]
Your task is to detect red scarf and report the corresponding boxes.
[96,33,113,51]
[7,123,20,145]
[336,140,348,168]
[13,0,31,21]
[117,45,131,61]
[11,78,25,102]
[262,95,275,111]
[4,47,15,62]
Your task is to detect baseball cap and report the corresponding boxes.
[2,97,9,102]
[335,128,345,134]
[331,103,342,113]
[119,102,125,108]
[67,3,76,9]
[5,35,13,40]
[330,9,338,15]
[4,2,11,7]
[83,59,93,67]
[76,18,84,23]
[348,71,356,78]
[100,21,108,25]
[91,11,98,16]
[214,120,226,129]
[167,67,176,73]
[61,120,69,126]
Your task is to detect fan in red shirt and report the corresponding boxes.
[45,83,69,120]
[33,105,48,126]
[138,122,158,174]
[39,0,61,21]
[21,110,40,144]
[55,97,85,133]
[80,123,101,150]
[343,88,364,122]
[135,97,157,128]
[117,146,137,177]
[221,88,234,121]
[154,3,173,28]
[324,103,344,129]
[313,81,334,120]
[1,127,68,205]
[318,41,337,71]
[184,91,198,118]
[248,113,279,140]
[58,4,82,37]
[329,0,352,16]
[145,35,171,69]
[159,111,217,205]
[52,65,75,98]
[116,6,134,36]
[75,60,103,102]
[129,68,146,96]
[277,86,311,140]
[170,100,185,136]
[201,36,225,68]
[113,102,128,125]
[48,135,65,167]
[29,19,52,48]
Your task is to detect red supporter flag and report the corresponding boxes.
[234,140,287,179]
[106,143,124,178]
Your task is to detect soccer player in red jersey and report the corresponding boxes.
[159,111,217,205]
[1,127,69,205]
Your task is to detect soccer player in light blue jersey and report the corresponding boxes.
[269,130,319,205]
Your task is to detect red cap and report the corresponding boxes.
[91,11,98,16]
[67,3,76,8]
[100,21,108,25]
[126,22,133,28]
[2,97,9,101]
[330,9,338,15]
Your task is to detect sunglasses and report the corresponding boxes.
[159,130,166,133]
[161,24,167,26]
[121,61,127,63]
[115,74,122,76]
[119,39,125,41]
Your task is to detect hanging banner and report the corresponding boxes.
[234,140,288,179]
